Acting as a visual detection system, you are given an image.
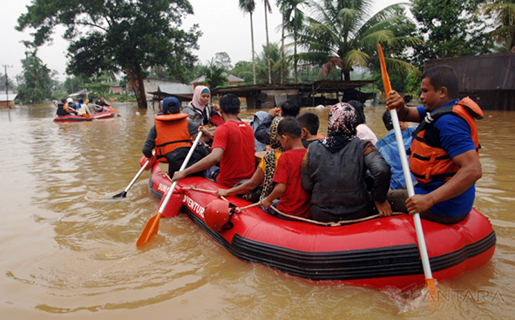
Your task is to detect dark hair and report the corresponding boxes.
[280,100,301,117]
[219,94,240,115]
[382,110,394,131]
[422,65,459,99]
[297,112,319,135]
[277,117,302,138]
[78,99,84,103]
[61,98,66,103]
[348,100,365,125]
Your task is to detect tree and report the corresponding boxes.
[0,73,16,92]
[231,61,255,83]
[263,0,273,84]
[256,43,289,84]
[17,46,54,103]
[203,59,228,89]
[299,1,420,81]
[411,0,492,65]
[278,0,308,83]
[213,52,233,71]
[482,0,515,52]
[239,0,257,84]
[17,0,200,109]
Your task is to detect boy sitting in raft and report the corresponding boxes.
[260,117,311,219]
[215,116,284,202]
[297,112,320,148]
[171,94,255,188]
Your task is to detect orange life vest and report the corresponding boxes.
[409,97,483,184]
[154,113,192,162]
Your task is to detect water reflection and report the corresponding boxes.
[0,103,513,318]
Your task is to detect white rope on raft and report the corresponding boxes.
[184,185,405,227]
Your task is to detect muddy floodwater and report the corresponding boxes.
[1,102,514,319]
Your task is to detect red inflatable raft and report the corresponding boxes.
[142,158,496,289]
[54,107,117,122]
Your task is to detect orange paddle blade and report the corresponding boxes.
[377,44,392,98]
[136,212,162,247]
[84,113,91,119]
[425,278,438,302]
[111,108,118,114]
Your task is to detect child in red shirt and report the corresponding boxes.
[260,117,311,218]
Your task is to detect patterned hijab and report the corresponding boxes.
[261,117,285,201]
[192,85,210,112]
[321,102,358,153]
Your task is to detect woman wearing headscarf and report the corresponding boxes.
[216,117,285,202]
[183,85,220,138]
[301,103,392,222]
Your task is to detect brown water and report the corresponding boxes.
[0,103,513,319]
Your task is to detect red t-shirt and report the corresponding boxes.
[273,148,311,218]
[211,120,255,188]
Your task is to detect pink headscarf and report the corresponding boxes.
[192,85,210,112]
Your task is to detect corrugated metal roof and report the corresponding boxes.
[157,83,193,95]
[425,53,515,91]
[0,91,17,102]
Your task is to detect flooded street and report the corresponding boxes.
[1,102,514,319]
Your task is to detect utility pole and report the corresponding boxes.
[3,65,13,108]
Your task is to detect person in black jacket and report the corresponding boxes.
[301,102,392,222]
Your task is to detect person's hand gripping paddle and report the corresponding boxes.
[378,43,437,300]
[136,132,203,247]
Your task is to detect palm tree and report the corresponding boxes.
[263,0,273,84]
[239,0,257,84]
[281,0,308,83]
[256,43,290,84]
[299,0,421,81]
[482,0,515,52]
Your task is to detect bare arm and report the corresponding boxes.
[260,183,286,208]
[216,168,264,197]
[406,149,482,215]
[386,91,421,123]
[171,147,224,182]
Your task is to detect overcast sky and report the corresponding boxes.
[1,0,401,83]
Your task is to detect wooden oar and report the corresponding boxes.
[378,44,437,298]
[136,132,203,248]
[113,159,151,198]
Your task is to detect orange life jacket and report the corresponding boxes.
[409,97,483,184]
[154,113,192,162]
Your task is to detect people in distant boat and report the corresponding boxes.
[66,97,77,110]
[171,94,254,188]
[216,116,285,202]
[260,117,311,219]
[297,112,320,148]
[96,96,110,107]
[56,98,75,116]
[182,86,221,140]
[254,99,301,145]
[301,102,392,222]
[87,98,104,114]
[386,65,483,225]
[142,97,208,176]
[348,100,378,145]
[75,98,91,117]
[376,110,417,190]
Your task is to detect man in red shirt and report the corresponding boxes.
[261,117,311,218]
[171,94,255,188]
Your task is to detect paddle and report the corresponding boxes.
[378,44,437,298]
[136,131,203,247]
[113,158,152,198]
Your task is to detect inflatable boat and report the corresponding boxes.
[142,158,496,289]
[54,107,117,122]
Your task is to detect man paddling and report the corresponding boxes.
[386,65,483,224]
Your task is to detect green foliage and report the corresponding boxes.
[213,52,233,71]
[230,61,255,84]
[410,0,492,66]
[204,59,228,89]
[298,0,421,81]
[482,0,515,52]
[256,43,290,84]
[17,48,55,103]
[0,73,16,91]
[17,0,200,108]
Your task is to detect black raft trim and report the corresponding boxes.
[183,203,496,281]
